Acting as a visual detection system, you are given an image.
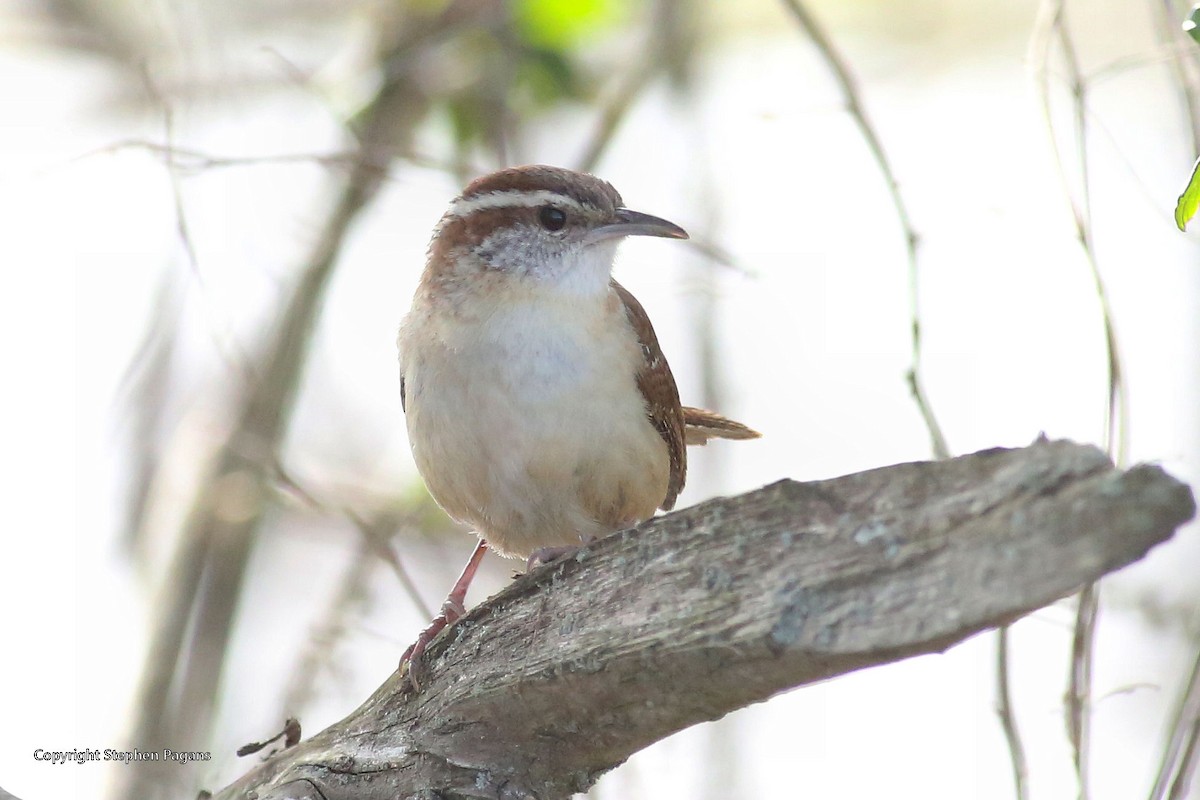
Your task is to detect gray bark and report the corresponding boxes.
[208,439,1195,800]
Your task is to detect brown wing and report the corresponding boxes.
[612,280,686,510]
[682,406,761,445]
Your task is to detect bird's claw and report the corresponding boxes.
[398,596,472,690]
[525,544,581,571]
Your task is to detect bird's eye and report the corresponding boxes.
[538,206,567,231]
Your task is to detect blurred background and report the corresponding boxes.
[2,0,1198,797]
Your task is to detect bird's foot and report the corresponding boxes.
[398,598,466,691]
[398,540,488,691]
[525,541,593,572]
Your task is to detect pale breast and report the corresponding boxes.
[399,293,670,558]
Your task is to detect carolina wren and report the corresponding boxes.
[396,165,758,683]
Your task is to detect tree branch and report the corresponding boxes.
[209,439,1194,800]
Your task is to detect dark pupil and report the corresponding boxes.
[539,206,567,231]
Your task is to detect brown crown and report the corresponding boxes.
[460,165,623,212]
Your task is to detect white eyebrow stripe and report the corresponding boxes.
[447,190,589,218]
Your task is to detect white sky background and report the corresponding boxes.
[1,0,1198,798]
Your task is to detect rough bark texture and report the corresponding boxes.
[209,439,1194,800]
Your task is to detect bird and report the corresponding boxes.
[396,164,759,686]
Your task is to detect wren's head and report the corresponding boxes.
[425,165,687,299]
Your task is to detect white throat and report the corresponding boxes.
[551,240,620,298]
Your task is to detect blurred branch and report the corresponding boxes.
[574,47,666,174]
[345,511,434,620]
[280,539,375,717]
[481,13,520,166]
[138,67,202,283]
[779,0,949,462]
[136,68,256,381]
[40,0,152,76]
[780,6,1030,797]
[1149,647,1200,800]
[575,0,755,293]
[270,463,436,621]
[683,236,755,278]
[63,140,456,177]
[1031,0,1128,465]
[1151,0,1200,154]
[660,0,736,489]
[207,440,1193,800]
[575,0,698,174]
[115,271,180,555]
[113,4,509,798]
[1031,5,1132,798]
[1088,41,1200,85]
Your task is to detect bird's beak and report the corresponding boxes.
[585,208,689,244]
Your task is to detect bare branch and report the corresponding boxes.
[779,0,949,461]
[1031,0,1129,465]
[1030,5,1133,795]
[574,49,665,175]
[1151,0,1200,154]
[996,627,1030,800]
[1149,646,1200,800]
[51,140,457,178]
[1069,582,1100,795]
[574,0,699,176]
[206,440,1193,800]
[270,462,436,620]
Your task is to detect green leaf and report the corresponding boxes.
[516,0,622,49]
[1185,3,1200,43]
[1174,156,1200,231]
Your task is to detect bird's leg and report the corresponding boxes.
[399,539,488,690]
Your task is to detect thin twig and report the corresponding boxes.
[1032,0,1129,466]
[344,510,434,621]
[684,236,757,278]
[576,0,699,176]
[779,0,949,461]
[574,47,665,174]
[1087,41,1200,86]
[651,0,724,428]
[261,46,360,145]
[1084,110,1192,226]
[1031,4,1133,797]
[1151,0,1200,154]
[271,462,435,621]
[778,6,1045,797]
[1149,645,1200,800]
[281,540,375,717]
[1168,726,1200,800]
[996,627,1031,800]
[114,271,178,556]
[38,139,460,180]
[136,69,253,377]
[138,67,200,282]
[1068,583,1099,799]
